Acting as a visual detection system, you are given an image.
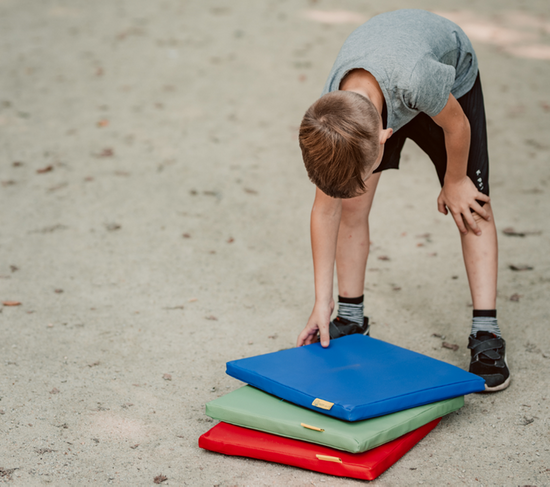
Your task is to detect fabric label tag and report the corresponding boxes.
[312,398,334,410]
[300,423,324,432]
[316,454,342,463]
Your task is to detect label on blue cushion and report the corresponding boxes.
[312,398,334,410]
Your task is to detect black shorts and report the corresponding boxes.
[374,73,489,196]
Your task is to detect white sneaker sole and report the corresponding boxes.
[479,356,511,393]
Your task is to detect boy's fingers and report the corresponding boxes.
[476,192,490,203]
[296,329,311,347]
[319,326,330,348]
[437,199,447,215]
[462,210,481,235]
[471,202,489,221]
[451,211,468,234]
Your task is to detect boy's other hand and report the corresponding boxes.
[437,177,490,235]
[296,300,334,348]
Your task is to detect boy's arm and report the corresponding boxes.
[296,187,342,348]
[431,94,490,235]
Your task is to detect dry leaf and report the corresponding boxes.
[502,227,542,237]
[2,301,21,306]
[510,293,522,302]
[442,342,459,351]
[162,373,172,381]
[0,468,17,481]
[154,474,168,484]
[509,264,533,271]
[93,148,114,158]
[36,165,53,174]
[35,448,56,455]
[502,227,524,237]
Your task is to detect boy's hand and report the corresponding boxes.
[296,300,334,348]
[437,176,490,235]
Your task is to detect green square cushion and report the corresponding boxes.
[206,386,463,453]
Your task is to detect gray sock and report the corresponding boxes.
[337,296,364,325]
[471,316,501,337]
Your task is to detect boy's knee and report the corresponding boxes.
[341,199,370,226]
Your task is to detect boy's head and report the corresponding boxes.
[299,90,385,199]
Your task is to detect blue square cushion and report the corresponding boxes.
[226,335,485,421]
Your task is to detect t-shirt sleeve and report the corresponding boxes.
[406,56,456,117]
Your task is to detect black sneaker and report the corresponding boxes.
[329,316,370,339]
[467,331,511,392]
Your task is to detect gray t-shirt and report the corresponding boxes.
[321,9,478,132]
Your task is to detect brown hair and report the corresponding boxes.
[299,91,381,198]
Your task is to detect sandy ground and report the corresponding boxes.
[1,0,549,485]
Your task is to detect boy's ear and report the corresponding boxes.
[380,128,393,145]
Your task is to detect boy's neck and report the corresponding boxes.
[340,69,385,114]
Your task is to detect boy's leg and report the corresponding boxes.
[461,204,510,391]
[328,173,381,338]
[460,202,498,310]
[395,75,510,390]
[336,172,381,298]
[330,123,405,338]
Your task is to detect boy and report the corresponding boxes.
[295,9,510,392]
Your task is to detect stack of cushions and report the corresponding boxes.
[199,334,485,480]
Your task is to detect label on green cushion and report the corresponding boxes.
[206,386,463,453]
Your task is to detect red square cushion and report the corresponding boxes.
[199,419,441,481]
